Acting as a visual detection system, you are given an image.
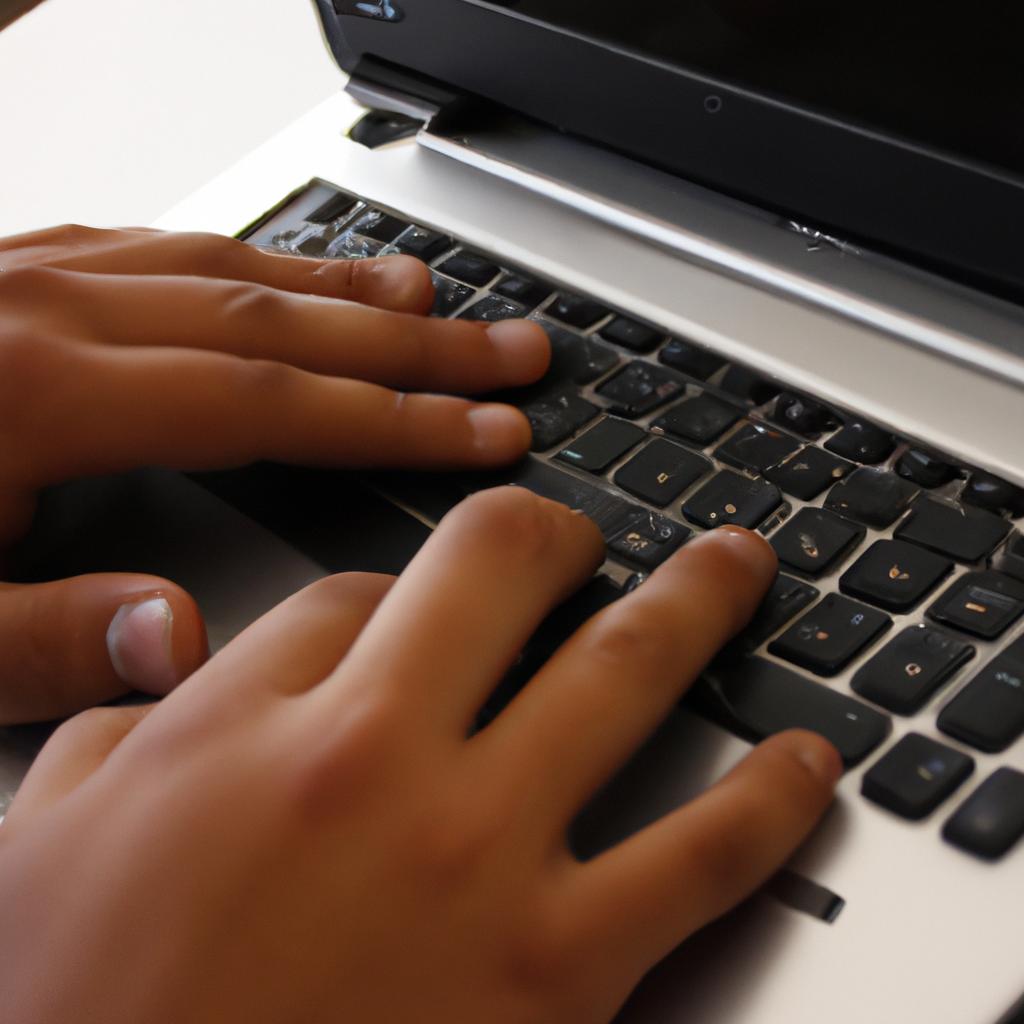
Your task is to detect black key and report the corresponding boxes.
[943,768,1024,860]
[683,471,782,531]
[994,531,1024,583]
[596,362,685,419]
[495,458,648,542]
[547,292,610,330]
[658,339,726,380]
[556,418,646,474]
[522,389,599,451]
[533,320,619,387]
[895,498,1010,563]
[693,657,891,767]
[770,593,891,676]
[459,295,528,322]
[895,449,959,489]
[861,733,974,820]
[840,539,953,612]
[927,570,1024,640]
[350,208,409,243]
[963,471,1024,518]
[609,515,691,571]
[306,190,357,224]
[392,225,452,261]
[326,232,383,260]
[765,447,853,501]
[770,508,865,579]
[714,423,801,474]
[731,575,820,653]
[493,274,551,309]
[295,232,330,257]
[436,251,500,287]
[599,316,661,353]
[718,366,779,405]
[824,468,918,529]
[613,439,712,506]
[769,393,835,437]
[937,636,1024,752]
[653,394,741,446]
[429,275,475,317]
[825,420,895,464]
[851,625,974,715]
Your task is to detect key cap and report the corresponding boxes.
[824,467,918,528]
[596,362,685,419]
[436,250,500,286]
[429,274,475,317]
[459,295,528,322]
[547,292,610,329]
[714,423,801,474]
[769,593,891,676]
[861,733,974,820]
[351,209,410,243]
[765,446,853,501]
[609,515,691,571]
[599,316,662,353]
[963,472,1024,518]
[993,531,1024,583]
[895,497,1010,563]
[895,449,959,489]
[770,508,865,579]
[943,768,1024,860]
[522,390,600,451]
[653,394,742,446]
[825,420,895,464]
[769,393,836,437]
[392,225,452,261]
[556,418,646,474]
[682,471,783,531]
[306,190,357,224]
[851,625,974,715]
[326,232,383,260]
[295,233,330,258]
[937,636,1024,752]
[692,656,891,767]
[658,339,726,380]
[730,575,820,653]
[718,366,779,405]
[613,439,712,506]
[532,320,620,387]
[840,539,953,612]
[494,273,551,309]
[927,571,1024,640]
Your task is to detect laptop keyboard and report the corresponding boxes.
[244,181,1024,862]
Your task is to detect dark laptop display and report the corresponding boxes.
[317,0,1024,304]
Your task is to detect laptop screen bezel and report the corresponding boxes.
[316,0,1024,305]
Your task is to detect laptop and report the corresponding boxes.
[5,1,1024,1021]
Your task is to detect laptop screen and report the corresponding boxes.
[495,1,1023,182]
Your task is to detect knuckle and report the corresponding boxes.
[585,603,679,670]
[295,572,395,616]
[0,264,62,298]
[181,231,249,273]
[451,487,570,562]
[217,280,287,334]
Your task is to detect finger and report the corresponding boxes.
[570,729,841,973]
[3,704,155,827]
[0,225,437,314]
[317,488,606,736]
[4,267,549,394]
[482,528,777,824]
[6,338,533,488]
[0,575,207,725]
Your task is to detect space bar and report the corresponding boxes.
[690,657,892,768]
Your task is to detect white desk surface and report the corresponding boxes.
[0,0,341,236]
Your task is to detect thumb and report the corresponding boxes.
[0,574,208,725]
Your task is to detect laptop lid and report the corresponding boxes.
[315,0,1024,307]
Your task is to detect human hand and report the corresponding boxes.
[0,488,841,1024]
[0,225,548,721]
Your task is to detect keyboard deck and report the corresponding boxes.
[243,179,1024,864]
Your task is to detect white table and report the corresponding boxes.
[0,0,341,235]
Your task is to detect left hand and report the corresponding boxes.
[0,225,549,722]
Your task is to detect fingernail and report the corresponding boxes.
[798,739,844,785]
[363,256,423,306]
[467,404,531,457]
[486,320,549,378]
[106,597,179,696]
